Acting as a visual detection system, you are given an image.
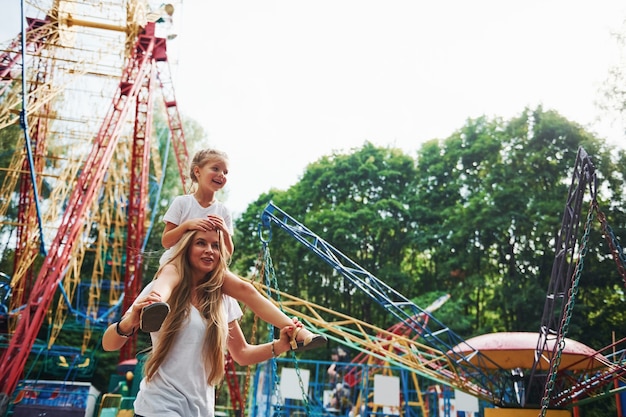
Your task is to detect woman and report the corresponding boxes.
[102,228,297,417]
[145,147,325,352]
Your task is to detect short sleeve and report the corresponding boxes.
[224,295,243,323]
[163,196,185,226]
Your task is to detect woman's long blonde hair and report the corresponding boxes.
[144,229,230,385]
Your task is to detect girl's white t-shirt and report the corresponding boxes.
[133,282,243,417]
[160,195,233,265]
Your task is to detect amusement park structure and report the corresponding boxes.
[1,1,626,417]
[245,162,626,416]
[0,0,190,411]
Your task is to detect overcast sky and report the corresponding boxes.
[3,1,626,217]
[171,1,626,216]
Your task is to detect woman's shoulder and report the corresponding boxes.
[222,294,243,321]
[222,293,236,303]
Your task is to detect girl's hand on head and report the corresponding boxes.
[186,218,211,232]
[206,214,226,232]
[187,218,220,232]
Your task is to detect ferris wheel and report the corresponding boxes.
[0,0,189,403]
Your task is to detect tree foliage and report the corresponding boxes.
[233,107,626,350]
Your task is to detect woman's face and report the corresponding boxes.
[188,229,221,274]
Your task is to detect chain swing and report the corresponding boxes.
[259,225,313,416]
[216,249,264,416]
[539,196,626,416]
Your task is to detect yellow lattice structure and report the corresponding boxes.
[0,0,169,366]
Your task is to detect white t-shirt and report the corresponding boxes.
[133,282,243,417]
[160,195,233,265]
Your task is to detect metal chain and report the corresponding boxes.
[263,244,312,416]
[262,244,284,416]
[595,203,626,285]
[539,202,594,416]
[242,251,266,413]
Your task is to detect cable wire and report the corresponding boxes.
[20,0,47,256]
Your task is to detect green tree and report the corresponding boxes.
[412,106,624,342]
[233,142,420,331]
[232,107,626,350]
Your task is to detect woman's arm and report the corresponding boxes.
[222,271,294,329]
[102,292,158,351]
[101,267,178,351]
[227,320,295,366]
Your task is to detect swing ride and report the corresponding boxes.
[244,160,626,416]
[1,1,626,416]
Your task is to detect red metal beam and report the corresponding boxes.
[120,54,156,361]
[0,23,158,397]
[155,57,189,192]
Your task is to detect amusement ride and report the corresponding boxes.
[1,2,625,417]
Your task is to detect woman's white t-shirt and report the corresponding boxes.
[133,282,243,417]
[160,195,233,265]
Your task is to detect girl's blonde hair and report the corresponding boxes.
[143,229,230,385]
[189,149,229,183]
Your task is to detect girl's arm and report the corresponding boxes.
[162,221,194,249]
[162,221,183,249]
[222,230,234,256]
[162,217,233,251]
[227,319,294,366]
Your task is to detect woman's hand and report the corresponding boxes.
[274,317,304,355]
[125,291,163,328]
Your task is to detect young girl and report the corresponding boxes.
[102,228,299,416]
[142,148,325,351]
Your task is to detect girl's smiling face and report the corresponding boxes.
[195,159,229,192]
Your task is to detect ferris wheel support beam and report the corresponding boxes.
[0,22,161,399]
[120,48,160,361]
[155,58,190,192]
[0,17,50,95]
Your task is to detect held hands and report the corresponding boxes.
[124,291,163,330]
[274,317,304,356]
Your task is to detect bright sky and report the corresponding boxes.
[3,1,626,217]
[170,1,626,217]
